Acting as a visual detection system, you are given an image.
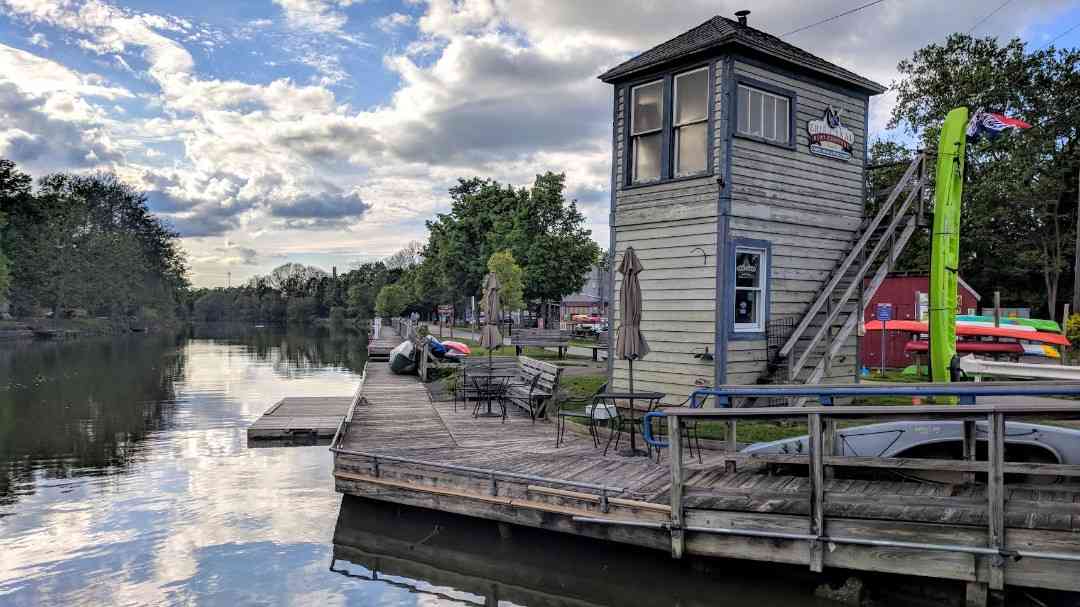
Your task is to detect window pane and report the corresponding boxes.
[749,90,762,135]
[735,251,761,287]
[776,98,789,143]
[634,133,661,182]
[738,86,750,133]
[675,69,708,125]
[734,289,759,326]
[763,95,776,140]
[675,123,707,175]
[632,82,663,134]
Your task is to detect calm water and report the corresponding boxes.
[0,327,829,606]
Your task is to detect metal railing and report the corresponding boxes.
[777,154,926,389]
[645,382,1080,581]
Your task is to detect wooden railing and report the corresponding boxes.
[647,383,1080,592]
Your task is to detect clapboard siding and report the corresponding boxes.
[725,58,867,384]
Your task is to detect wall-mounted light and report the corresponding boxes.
[693,346,714,361]
[689,247,708,266]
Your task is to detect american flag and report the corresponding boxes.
[966,111,1032,142]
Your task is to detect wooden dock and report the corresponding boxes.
[331,363,1080,604]
[247,396,354,445]
[367,322,403,361]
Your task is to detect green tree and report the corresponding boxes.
[486,249,524,313]
[0,212,9,306]
[890,34,1080,318]
[374,283,410,318]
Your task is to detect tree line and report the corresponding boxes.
[0,159,187,323]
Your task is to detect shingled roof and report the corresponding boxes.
[598,16,885,95]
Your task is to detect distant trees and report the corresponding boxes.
[0,212,9,306]
[374,283,411,318]
[0,159,188,319]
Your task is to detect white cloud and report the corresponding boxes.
[27,31,48,47]
[375,12,412,33]
[271,0,360,37]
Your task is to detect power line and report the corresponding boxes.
[781,0,889,38]
[967,0,1012,34]
[1040,20,1080,49]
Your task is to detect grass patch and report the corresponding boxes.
[453,338,590,361]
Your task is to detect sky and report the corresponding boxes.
[1,0,1078,287]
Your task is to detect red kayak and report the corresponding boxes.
[442,341,472,355]
[866,320,1070,346]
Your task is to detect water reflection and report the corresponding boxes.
[186,322,369,375]
[0,334,184,507]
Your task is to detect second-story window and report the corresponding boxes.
[738,84,790,145]
[630,80,663,183]
[673,67,709,176]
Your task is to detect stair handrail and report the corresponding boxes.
[777,154,924,364]
[788,178,924,378]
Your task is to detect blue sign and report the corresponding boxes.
[875,303,893,322]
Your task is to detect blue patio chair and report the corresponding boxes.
[641,396,704,464]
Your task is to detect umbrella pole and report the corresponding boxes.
[628,358,636,453]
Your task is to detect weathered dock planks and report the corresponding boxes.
[367,323,403,361]
[331,363,1080,602]
[247,396,354,445]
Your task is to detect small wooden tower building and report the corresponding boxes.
[600,12,913,402]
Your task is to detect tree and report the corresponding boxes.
[890,35,1080,318]
[506,172,600,306]
[0,212,9,306]
[384,240,424,270]
[486,249,524,313]
[374,283,410,318]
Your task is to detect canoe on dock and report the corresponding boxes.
[329,362,1080,604]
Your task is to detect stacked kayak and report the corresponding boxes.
[389,340,417,374]
[865,319,1066,359]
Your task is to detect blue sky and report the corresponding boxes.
[1,0,1078,287]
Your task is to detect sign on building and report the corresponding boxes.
[807,106,854,161]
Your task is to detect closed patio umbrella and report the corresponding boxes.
[480,272,502,367]
[615,247,650,455]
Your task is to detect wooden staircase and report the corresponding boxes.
[761,154,929,396]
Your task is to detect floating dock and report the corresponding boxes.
[330,362,1080,605]
[247,396,354,445]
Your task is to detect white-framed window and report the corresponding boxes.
[737,84,790,144]
[673,67,709,176]
[733,246,767,333]
[630,80,663,184]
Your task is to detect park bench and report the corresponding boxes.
[510,328,572,358]
[504,356,563,420]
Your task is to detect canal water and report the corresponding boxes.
[0,327,833,606]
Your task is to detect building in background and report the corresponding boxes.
[860,273,981,369]
[560,265,609,321]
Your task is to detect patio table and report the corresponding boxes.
[593,391,665,457]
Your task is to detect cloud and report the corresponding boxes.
[271,189,370,223]
[27,32,48,47]
[376,12,412,33]
[0,82,121,169]
[272,0,359,37]
[202,244,259,266]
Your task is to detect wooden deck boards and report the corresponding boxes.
[248,396,354,443]
[368,325,404,360]
[339,365,1080,530]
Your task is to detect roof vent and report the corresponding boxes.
[735,10,750,26]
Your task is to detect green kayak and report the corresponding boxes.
[956,315,1062,333]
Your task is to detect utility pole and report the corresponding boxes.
[1071,163,1080,313]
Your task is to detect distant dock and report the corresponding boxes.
[329,361,1080,605]
[366,322,403,361]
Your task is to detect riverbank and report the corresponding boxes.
[0,317,183,340]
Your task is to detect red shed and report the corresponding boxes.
[860,273,981,369]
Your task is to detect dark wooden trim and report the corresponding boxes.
[726,236,772,341]
[730,75,798,151]
[715,55,735,386]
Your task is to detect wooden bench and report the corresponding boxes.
[510,329,572,359]
[504,356,563,420]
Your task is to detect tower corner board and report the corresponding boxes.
[600,14,885,402]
